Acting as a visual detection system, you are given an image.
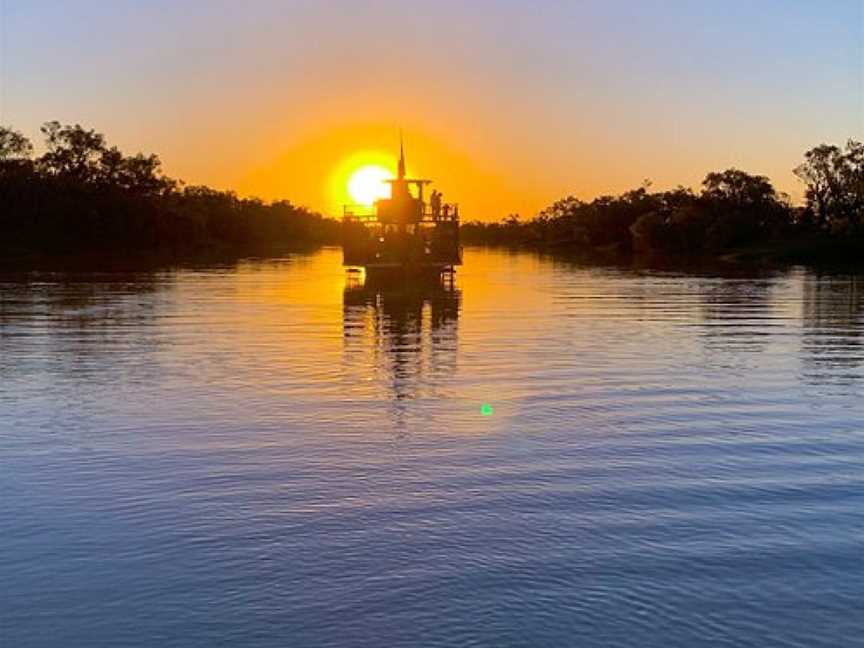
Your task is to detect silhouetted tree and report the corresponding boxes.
[38,121,107,183]
[795,140,864,233]
[700,169,788,249]
[0,127,33,161]
[701,169,776,207]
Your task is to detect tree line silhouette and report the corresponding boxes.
[462,140,864,263]
[0,122,340,260]
[2,123,861,265]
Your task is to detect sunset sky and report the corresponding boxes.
[1,0,861,220]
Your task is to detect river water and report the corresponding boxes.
[1,248,862,647]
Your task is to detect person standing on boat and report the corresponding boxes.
[431,190,442,221]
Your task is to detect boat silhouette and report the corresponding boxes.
[342,137,462,279]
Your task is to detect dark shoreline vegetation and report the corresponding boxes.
[1,122,862,269]
[464,140,864,266]
[0,122,340,267]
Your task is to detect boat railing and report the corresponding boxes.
[343,205,378,222]
[424,203,460,222]
[343,202,460,223]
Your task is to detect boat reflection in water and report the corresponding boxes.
[342,271,460,426]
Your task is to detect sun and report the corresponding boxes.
[347,165,393,206]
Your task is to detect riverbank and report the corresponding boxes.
[3,236,862,274]
[462,236,864,271]
[717,237,864,267]
[0,241,335,273]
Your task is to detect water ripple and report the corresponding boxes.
[1,250,863,647]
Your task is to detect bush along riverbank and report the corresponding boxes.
[0,122,340,266]
[461,140,864,267]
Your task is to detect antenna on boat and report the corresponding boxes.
[398,130,406,180]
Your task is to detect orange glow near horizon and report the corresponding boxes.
[237,123,542,222]
[8,4,859,222]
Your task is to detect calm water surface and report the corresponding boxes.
[2,248,863,647]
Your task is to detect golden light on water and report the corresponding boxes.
[347,165,393,206]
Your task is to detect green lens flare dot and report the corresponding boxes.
[481,403,493,417]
